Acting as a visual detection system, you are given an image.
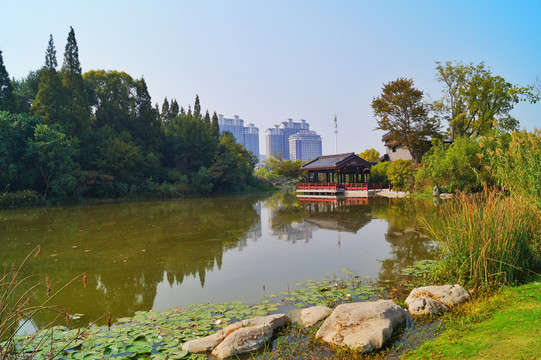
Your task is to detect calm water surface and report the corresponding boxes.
[0,191,439,328]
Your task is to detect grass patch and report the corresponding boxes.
[405,275,541,359]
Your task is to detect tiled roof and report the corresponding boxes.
[301,153,372,170]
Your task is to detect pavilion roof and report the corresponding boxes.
[301,152,373,171]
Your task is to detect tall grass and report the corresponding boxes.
[0,247,82,359]
[424,191,541,290]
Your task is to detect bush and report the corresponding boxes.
[387,160,415,191]
[425,191,541,290]
[0,190,42,208]
[370,162,390,186]
[418,136,483,193]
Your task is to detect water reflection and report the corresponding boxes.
[0,191,438,329]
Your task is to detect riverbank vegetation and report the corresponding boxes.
[0,28,266,207]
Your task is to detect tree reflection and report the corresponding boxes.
[0,196,263,328]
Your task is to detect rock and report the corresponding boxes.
[432,185,440,196]
[440,193,453,199]
[315,300,407,352]
[211,323,273,359]
[182,313,288,358]
[299,306,332,327]
[405,284,470,315]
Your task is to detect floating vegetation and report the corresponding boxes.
[5,301,278,359]
[279,268,379,308]
[401,260,436,277]
[4,270,392,359]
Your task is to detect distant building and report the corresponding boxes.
[243,123,260,159]
[265,118,315,160]
[218,114,259,158]
[289,131,322,161]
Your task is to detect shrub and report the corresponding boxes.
[387,160,415,191]
[418,136,483,193]
[0,190,42,208]
[370,161,390,187]
[424,191,541,290]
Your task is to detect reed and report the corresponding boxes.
[424,191,540,290]
[0,247,82,359]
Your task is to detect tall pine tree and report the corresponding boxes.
[194,94,201,119]
[170,99,179,118]
[0,50,15,112]
[61,26,90,137]
[31,35,66,126]
[211,111,220,138]
[161,97,170,123]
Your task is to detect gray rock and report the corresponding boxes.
[432,186,440,196]
[299,306,332,327]
[211,324,273,359]
[405,284,470,315]
[315,300,407,352]
[182,313,288,358]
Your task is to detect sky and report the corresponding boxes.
[1,0,540,155]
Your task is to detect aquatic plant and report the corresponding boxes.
[424,191,541,290]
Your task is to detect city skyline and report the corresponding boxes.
[1,1,539,155]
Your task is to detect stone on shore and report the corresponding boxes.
[315,300,407,353]
[182,313,288,359]
[405,284,470,315]
[299,306,332,327]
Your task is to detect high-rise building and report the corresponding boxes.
[217,114,259,158]
[289,130,322,161]
[265,119,312,160]
[244,123,260,159]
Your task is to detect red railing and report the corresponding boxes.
[297,182,339,190]
[343,182,382,191]
[297,182,382,191]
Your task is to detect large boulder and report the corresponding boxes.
[182,313,288,359]
[299,306,332,327]
[315,300,407,353]
[405,284,470,315]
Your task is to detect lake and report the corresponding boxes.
[0,190,439,329]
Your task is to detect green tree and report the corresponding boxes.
[193,94,201,119]
[31,35,66,127]
[267,155,304,180]
[418,136,483,192]
[26,124,79,199]
[61,26,90,136]
[435,61,528,139]
[359,148,380,162]
[211,111,220,138]
[12,69,42,113]
[370,161,390,186]
[133,78,161,152]
[387,159,414,191]
[170,99,179,118]
[93,132,143,181]
[161,97,170,123]
[372,78,438,162]
[0,51,15,112]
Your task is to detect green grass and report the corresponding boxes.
[405,276,541,359]
[424,191,541,290]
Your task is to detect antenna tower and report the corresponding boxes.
[334,115,338,154]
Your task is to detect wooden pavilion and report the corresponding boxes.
[297,153,382,196]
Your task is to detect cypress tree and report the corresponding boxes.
[211,111,220,138]
[61,26,90,136]
[203,110,211,125]
[193,94,201,119]
[0,50,15,112]
[31,35,65,125]
[161,97,170,122]
[170,99,179,118]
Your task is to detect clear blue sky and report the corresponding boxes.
[1,0,540,155]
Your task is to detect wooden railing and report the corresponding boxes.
[297,182,383,191]
[297,182,339,190]
[343,182,382,191]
